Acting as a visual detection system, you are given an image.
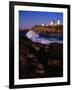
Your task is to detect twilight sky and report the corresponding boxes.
[19,11,63,30]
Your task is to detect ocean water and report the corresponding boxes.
[39,33,63,41]
[20,31,63,45]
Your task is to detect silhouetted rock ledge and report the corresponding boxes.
[19,36,63,79]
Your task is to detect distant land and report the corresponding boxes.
[20,24,63,34]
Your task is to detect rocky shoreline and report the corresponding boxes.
[19,36,63,79]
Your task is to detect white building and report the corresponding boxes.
[49,20,55,26]
[42,24,45,26]
[41,19,61,26]
[49,19,61,26]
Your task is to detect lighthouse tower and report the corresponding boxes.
[57,19,60,25]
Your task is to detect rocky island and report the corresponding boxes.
[19,24,63,79]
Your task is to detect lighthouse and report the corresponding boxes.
[57,19,60,25]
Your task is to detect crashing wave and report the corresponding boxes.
[25,30,63,45]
